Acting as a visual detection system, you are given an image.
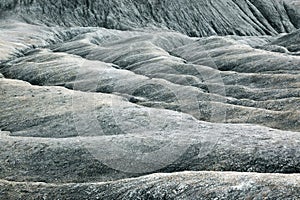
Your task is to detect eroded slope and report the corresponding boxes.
[0,0,299,199]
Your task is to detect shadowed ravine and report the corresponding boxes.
[0,0,299,199]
